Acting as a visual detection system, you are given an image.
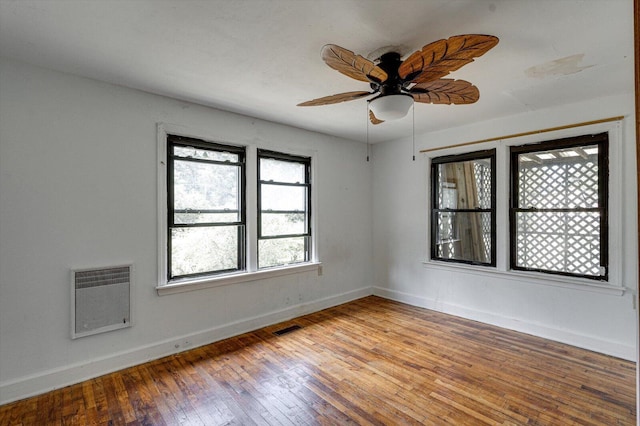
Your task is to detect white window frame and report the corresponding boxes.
[156,123,320,296]
[424,120,625,295]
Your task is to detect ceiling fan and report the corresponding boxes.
[297,34,499,124]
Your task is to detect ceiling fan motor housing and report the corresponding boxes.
[372,52,404,95]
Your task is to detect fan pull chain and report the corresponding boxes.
[412,104,416,161]
[366,104,370,162]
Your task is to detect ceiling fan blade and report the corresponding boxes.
[322,44,388,84]
[409,79,480,104]
[297,91,372,107]
[399,35,498,84]
[369,110,384,125]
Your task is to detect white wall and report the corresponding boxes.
[0,58,374,404]
[0,55,636,405]
[372,93,638,361]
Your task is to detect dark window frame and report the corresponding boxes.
[430,149,497,267]
[167,134,246,281]
[509,133,609,280]
[257,149,312,268]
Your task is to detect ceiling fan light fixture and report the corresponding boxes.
[369,94,414,121]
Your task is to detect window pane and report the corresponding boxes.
[434,212,492,263]
[260,158,305,183]
[260,184,307,211]
[258,237,307,268]
[173,146,239,162]
[175,212,238,225]
[173,159,240,223]
[517,144,599,209]
[261,213,306,237]
[436,159,492,209]
[514,211,601,276]
[170,225,242,277]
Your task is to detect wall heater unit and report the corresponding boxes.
[71,264,132,339]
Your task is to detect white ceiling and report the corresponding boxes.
[0,0,634,143]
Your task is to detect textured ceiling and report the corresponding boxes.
[0,0,634,143]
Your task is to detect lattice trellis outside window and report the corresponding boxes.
[431,149,496,266]
[510,133,608,280]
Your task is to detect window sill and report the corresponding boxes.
[156,262,322,296]
[422,260,626,295]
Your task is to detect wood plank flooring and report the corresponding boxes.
[0,296,635,425]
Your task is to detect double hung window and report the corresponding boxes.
[430,149,496,266]
[161,132,315,288]
[257,150,311,269]
[510,133,608,280]
[167,135,245,281]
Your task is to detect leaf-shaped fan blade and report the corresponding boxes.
[297,91,372,107]
[322,44,388,83]
[410,79,479,105]
[399,35,498,84]
[369,110,384,125]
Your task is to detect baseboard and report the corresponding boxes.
[373,286,636,361]
[0,286,372,405]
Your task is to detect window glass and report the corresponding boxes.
[261,213,307,237]
[168,135,245,280]
[513,211,601,276]
[258,237,307,269]
[510,134,608,280]
[516,144,599,209]
[260,184,307,211]
[170,226,242,277]
[173,146,239,162]
[431,150,495,266]
[434,212,492,263]
[173,160,241,224]
[258,150,311,269]
[259,157,306,183]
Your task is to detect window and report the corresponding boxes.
[167,135,245,281]
[510,133,608,280]
[159,128,318,291]
[431,149,496,266]
[257,150,311,268]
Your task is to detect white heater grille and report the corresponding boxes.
[71,264,132,339]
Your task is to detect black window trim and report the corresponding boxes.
[257,149,312,267]
[430,148,497,267]
[509,132,609,281]
[167,134,246,281]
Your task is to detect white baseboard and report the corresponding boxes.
[373,286,636,362]
[3,285,633,405]
[0,286,372,405]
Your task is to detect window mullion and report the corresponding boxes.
[245,146,258,272]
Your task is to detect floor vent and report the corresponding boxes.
[273,324,302,336]
[71,264,132,339]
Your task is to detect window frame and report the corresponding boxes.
[509,133,609,281]
[423,122,623,295]
[257,149,312,269]
[430,149,497,267]
[166,134,246,281]
[156,124,321,295]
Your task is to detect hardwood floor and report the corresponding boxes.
[0,296,635,425]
